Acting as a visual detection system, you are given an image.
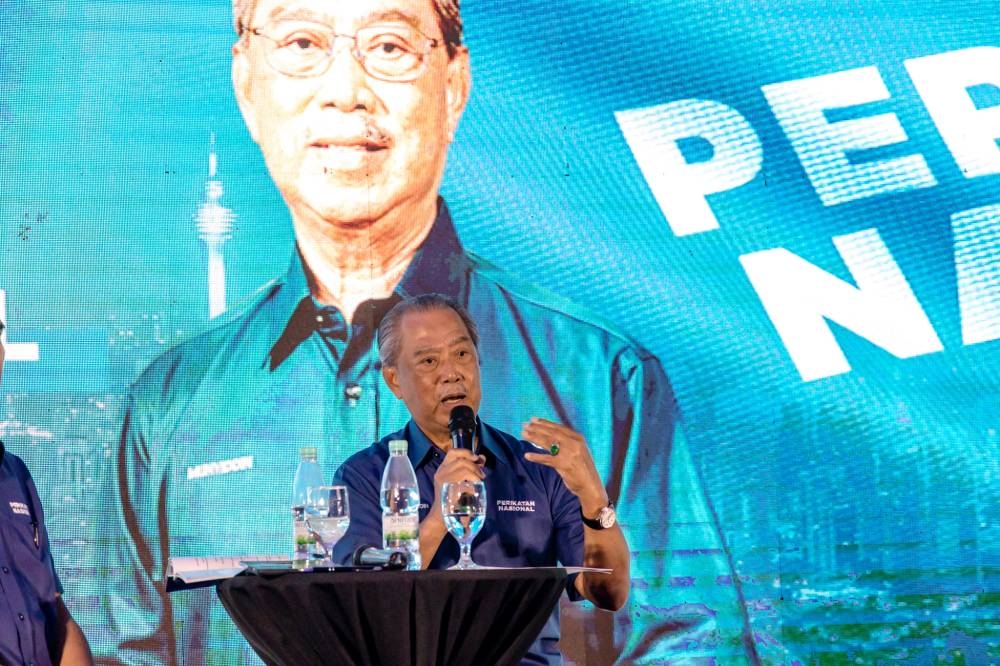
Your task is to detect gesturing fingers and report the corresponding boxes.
[522,418,607,501]
[436,450,485,484]
[521,417,585,459]
[523,451,559,471]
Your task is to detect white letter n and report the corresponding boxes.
[739,229,943,381]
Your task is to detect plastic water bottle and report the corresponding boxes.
[291,446,324,560]
[380,439,422,570]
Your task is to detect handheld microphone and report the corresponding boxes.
[448,405,476,452]
[352,544,408,570]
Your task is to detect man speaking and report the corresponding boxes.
[109,0,751,663]
[333,294,630,664]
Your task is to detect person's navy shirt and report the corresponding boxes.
[333,419,584,663]
[0,442,63,666]
[333,419,585,571]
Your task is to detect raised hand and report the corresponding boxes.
[521,418,608,511]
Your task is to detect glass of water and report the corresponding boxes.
[441,480,486,570]
[304,485,350,564]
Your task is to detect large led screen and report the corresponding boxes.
[2,0,999,663]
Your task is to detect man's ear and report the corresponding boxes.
[232,43,261,144]
[444,46,472,142]
[382,365,403,399]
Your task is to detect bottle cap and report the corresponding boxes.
[388,439,408,455]
[299,446,318,461]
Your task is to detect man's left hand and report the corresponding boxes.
[521,417,608,511]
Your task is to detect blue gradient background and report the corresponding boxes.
[2,0,999,662]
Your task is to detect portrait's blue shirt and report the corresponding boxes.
[108,201,752,665]
[0,443,62,666]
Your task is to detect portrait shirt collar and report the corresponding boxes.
[266,199,472,370]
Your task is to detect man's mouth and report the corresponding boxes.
[440,392,467,405]
[308,129,390,174]
[309,123,391,152]
[310,137,388,152]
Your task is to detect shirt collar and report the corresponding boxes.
[403,418,512,470]
[266,199,471,370]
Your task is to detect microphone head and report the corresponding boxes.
[448,405,476,432]
[352,544,372,565]
[352,544,409,569]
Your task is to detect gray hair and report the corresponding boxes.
[378,293,479,368]
[233,0,464,57]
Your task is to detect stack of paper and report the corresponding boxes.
[166,555,288,584]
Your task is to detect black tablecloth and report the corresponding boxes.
[217,567,568,666]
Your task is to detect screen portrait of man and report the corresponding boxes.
[106,1,747,664]
[9,0,1000,664]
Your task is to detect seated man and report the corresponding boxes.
[332,294,630,664]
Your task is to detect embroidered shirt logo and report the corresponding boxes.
[497,500,535,512]
[9,501,30,517]
[187,456,254,480]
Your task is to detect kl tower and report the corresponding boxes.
[194,134,236,319]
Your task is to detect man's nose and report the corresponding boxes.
[316,41,377,112]
[439,357,463,382]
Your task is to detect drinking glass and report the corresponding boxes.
[440,480,486,570]
[304,485,350,563]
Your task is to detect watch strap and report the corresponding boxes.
[580,502,614,530]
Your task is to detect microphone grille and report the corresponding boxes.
[448,405,476,430]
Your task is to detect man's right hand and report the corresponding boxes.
[432,448,485,506]
[418,448,485,568]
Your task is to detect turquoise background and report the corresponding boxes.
[2,0,999,661]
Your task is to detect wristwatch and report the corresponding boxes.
[580,502,616,530]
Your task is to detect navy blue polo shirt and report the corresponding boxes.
[333,419,584,664]
[0,442,62,666]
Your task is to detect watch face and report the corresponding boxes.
[598,506,616,529]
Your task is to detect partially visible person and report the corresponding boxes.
[0,320,95,666]
[332,294,630,663]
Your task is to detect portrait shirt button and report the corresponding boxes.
[1,566,8,574]
[18,612,25,621]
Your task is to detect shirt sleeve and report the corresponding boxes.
[611,349,756,662]
[549,471,584,601]
[102,390,176,666]
[331,456,384,565]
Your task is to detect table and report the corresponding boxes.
[217,567,568,666]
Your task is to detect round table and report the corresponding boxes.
[217,567,568,666]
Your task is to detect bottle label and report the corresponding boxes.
[292,506,314,557]
[382,514,419,544]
